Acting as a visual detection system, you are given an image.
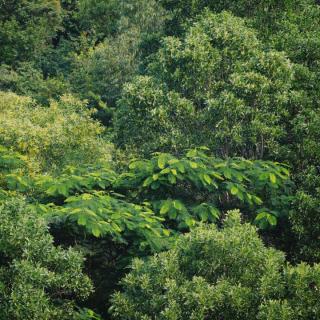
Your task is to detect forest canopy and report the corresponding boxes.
[0,0,320,319]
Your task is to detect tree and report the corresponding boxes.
[0,143,292,317]
[0,92,111,173]
[160,0,296,36]
[110,210,320,320]
[115,12,295,158]
[69,0,167,124]
[0,0,62,65]
[0,197,93,319]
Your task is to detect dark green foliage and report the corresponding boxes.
[0,146,170,251]
[289,167,320,262]
[69,0,167,116]
[110,210,320,320]
[1,0,320,318]
[291,190,320,262]
[268,2,320,67]
[159,0,294,36]
[76,0,120,39]
[2,146,290,237]
[69,34,139,111]
[0,145,291,252]
[0,0,62,65]
[0,63,69,105]
[114,76,195,153]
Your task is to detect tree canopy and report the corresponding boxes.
[1,0,320,318]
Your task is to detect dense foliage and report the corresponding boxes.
[0,197,93,319]
[1,0,320,318]
[115,12,294,158]
[111,211,320,320]
[0,92,110,173]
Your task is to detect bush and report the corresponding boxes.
[110,210,320,320]
[70,32,139,110]
[0,197,93,319]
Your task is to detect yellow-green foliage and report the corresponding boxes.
[0,92,111,173]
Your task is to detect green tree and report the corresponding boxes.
[0,0,62,65]
[0,197,93,319]
[0,92,111,173]
[2,147,290,240]
[289,167,320,262]
[75,0,120,40]
[0,63,70,105]
[159,0,312,37]
[115,12,295,158]
[111,210,320,320]
[69,0,167,124]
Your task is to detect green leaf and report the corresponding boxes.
[259,173,268,181]
[46,185,58,196]
[143,176,153,187]
[168,209,177,219]
[212,172,224,180]
[209,207,220,220]
[281,167,290,176]
[128,161,137,169]
[160,201,171,214]
[78,214,87,226]
[92,226,101,237]
[189,161,198,169]
[168,159,179,165]
[237,191,244,201]
[59,184,69,197]
[160,168,170,174]
[223,168,232,179]
[185,217,196,227]
[176,162,185,173]
[186,149,197,158]
[171,169,177,176]
[253,196,263,205]
[255,212,267,221]
[158,154,167,169]
[269,173,277,184]
[199,210,208,221]
[203,174,212,184]
[168,174,176,184]
[267,214,277,226]
[173,200,183,211]
[230,186,238,195]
